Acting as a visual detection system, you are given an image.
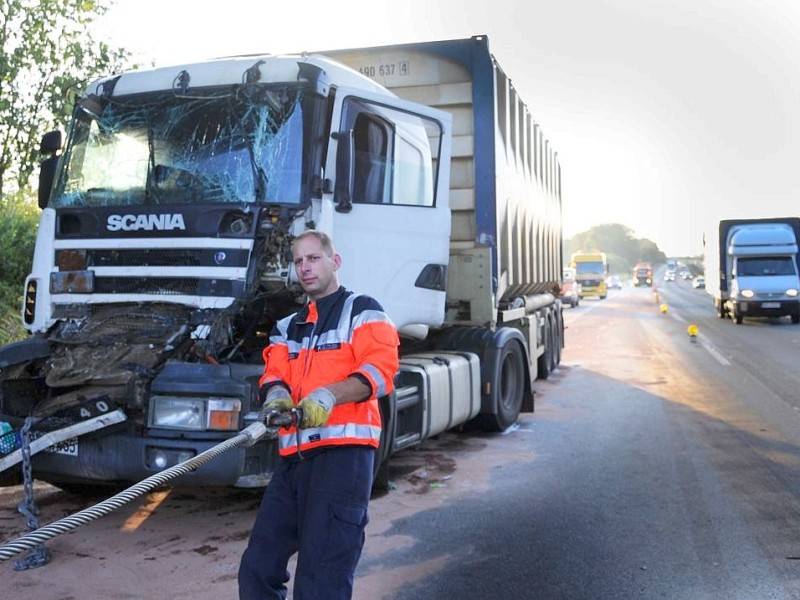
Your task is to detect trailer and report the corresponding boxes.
[0,35,563,492]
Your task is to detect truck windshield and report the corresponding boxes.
[576,262,604,273]
[737,257,797,276]
[51,86,309,207]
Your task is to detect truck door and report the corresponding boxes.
[322,89,452,334]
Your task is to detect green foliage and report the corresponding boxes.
[0,0,132,195]
[565,223,669,275]
[0,1,133,343]
[0,192,39,343]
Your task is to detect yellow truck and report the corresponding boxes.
[570,252,608,299]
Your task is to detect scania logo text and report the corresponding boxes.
[107,213,187,232]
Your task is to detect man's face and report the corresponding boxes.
[292,236,341,300]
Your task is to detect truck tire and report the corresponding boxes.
[537,318,553,380]
[733,309,743,324]
[792,313,800,325]
[553,313,563,368]
[372,394,395,494]
[484,339,525,431]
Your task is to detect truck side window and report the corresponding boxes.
[353,113,389,204]
[339,97,439,208]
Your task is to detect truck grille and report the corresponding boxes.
[93,276,239,297]
[87,248,249,268]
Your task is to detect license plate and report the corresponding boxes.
[762,302,781,309]
[29,431,79,456]
[46,438,79,456]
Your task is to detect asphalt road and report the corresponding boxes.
[3,281,800,599]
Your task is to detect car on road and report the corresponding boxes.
[692,276,705,289]
[562,269,580,307]
[606,275,622,289]
[663,270,676,282]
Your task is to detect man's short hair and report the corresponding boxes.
[291,230,336,257]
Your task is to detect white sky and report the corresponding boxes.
[95,0,800,257]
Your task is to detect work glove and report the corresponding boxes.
[259,385,294,424]
[297,387,336,428]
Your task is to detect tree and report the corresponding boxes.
[0,0,130,195]
[0,0,132,344]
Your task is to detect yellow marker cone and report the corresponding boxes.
[687,323,698,342]
[660,303,668,314]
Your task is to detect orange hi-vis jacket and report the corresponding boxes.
[260,286,400,457]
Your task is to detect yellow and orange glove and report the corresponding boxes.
[297,388,336,428]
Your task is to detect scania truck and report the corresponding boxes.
[704,217,800,324]
[0,35,564,491]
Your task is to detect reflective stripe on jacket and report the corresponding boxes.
[260,287,399,456]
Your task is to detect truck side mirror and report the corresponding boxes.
[332,130,354,213]
[38,130,64,209]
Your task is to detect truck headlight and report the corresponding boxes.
[149,396,241,431]
[786,288,798,297]
[740,289,754,298]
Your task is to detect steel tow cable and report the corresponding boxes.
[0,420,269,563]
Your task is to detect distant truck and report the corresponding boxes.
[632,262,653,287]
[704,218,800,324]
[0,36,565,492]
[570,251,607,299]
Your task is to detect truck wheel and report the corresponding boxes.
[552,314,563,368]
[733,310,743,324]
[537,319,553,380]
[372,454,390,494]
[372,394,394,494]
[484,340,525,431]
[792,313,800,325]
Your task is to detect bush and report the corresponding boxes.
[0,194,39,344]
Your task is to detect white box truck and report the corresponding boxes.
[704,217,800,324]
[0,36,564,492]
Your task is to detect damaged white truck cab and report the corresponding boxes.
[1,36,564,491]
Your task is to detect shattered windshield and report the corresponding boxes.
[52,86,308,207]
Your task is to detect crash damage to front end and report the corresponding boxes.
[0,57,333,490]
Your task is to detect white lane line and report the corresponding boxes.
[698,336,731,366]
[661,303,731,366]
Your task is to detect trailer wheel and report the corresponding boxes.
[552,313,563,368]
[484,340,525,431]
[537,318,553,380]
[732,309,743,324]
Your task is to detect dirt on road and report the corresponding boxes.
[0,403,548,600]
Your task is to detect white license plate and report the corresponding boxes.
[762,302,781,309]
[30,431,79,456]
[46,438,78,456]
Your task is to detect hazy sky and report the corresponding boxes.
[96,0,800,257]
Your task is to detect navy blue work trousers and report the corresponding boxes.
[238,446,374,600]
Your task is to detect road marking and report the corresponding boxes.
[658,303,731,366]
[698,337,731,366]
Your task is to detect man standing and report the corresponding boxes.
[238,230,399,599]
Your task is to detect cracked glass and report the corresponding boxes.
[52,86,307,208]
